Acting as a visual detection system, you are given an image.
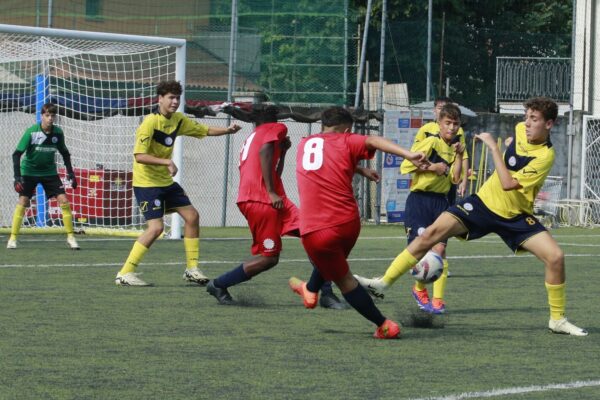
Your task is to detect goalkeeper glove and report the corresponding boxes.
[14,176,25,193]
[68,172,78,189]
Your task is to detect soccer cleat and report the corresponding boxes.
[183,267,209,286]
[206,281,234,305]
[6,239,17,249]
[353,275,387,299]
[319,292,350,310]
[288,277,318,309]
[412,286,432,312]
[373,319,401,339]
[431,298,446,314]
[548,318,588,336]
[66,236,80,250]
[115,272,152,287]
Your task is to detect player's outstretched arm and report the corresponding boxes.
[207,123,242,136]
[475,132,520,190]
[365,135,428,169]
[355,166,380,182]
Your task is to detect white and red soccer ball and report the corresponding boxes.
[410,251,444,283]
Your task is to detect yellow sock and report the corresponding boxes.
[60,203,74,236]
[184,237,199,269]
[545,282,566,320]
[414,281,426,291]
[119,241,148,275]
[382,249,418,286]
[10,204,26,241]
[433,259,449,300]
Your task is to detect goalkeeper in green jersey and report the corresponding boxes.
[8,102,80,250]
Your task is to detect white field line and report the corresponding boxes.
[0,253,597,269]
[407,379,600,400]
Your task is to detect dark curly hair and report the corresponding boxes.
[524,97,558,121]
[157,80,183,96]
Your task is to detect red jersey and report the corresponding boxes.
[296,132,375,235]
[237,122,288,204]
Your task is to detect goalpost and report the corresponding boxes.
[0,24,186,237]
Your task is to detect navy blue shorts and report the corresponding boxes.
[134,182,192,221]
[20,175,66,199]
[404,191,449,245]
[445,194,547,253]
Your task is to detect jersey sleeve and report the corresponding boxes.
[15,129,32,152]
[513,153,554,194]
[413,126,427,143]
[56,128,69,154]
[263,123,288,143]
[179,115,209,139]
[458,128,469,160]
[133,115,155,155]
[347,134,375,161]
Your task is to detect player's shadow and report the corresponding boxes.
[452,306,546,315]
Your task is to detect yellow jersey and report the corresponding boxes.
[133,112,209,187]
[413,121,469,160]
[477,122,554,218]
[401,134,460,194]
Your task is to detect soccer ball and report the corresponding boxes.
[410,251,444,283]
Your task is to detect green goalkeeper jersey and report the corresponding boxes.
[15,123,69,176]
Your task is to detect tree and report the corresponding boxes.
[353,0,572,110]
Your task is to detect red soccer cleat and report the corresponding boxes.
[373,319,401,339]
[288,277,318,309]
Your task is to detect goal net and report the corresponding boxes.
[0,24,185,236]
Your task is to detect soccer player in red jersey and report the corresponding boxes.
[289,106,428,339]
[206,106,345,308]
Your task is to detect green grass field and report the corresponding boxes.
[1,225,599,400]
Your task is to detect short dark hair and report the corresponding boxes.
[321,106,353,127]
[434,96,453,106]
[524,97,558,121]
[438,103,461,122]
[157,80,183,96]
[41,103,57,115]
[251,105,279,125]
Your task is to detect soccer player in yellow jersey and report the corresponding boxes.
[394,103,464,314]
[115,80,241,286]
[356,97,588,336]
[415,97,470,200]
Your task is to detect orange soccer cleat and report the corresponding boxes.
[288,277,318,309]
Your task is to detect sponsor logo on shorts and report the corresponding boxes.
[417,227,426,236]
[263,238,275,250]
[165,137,173,146]
[463,202,474,211]
[139,201,149,212]
[152,199,162,210]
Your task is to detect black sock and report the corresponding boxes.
[214,264,249,289]
[320,281,334,295]
[343,285,386,326]
[306,266,325,293]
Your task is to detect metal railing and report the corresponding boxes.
[496,56,571,108]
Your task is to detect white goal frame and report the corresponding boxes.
[0,24,187,238]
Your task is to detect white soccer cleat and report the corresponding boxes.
[6,239,17,249]
[353,274,388,299]
[548,318,588,336]
[183,267,209,286]
[67,236,80,250]
[115,272,152,287]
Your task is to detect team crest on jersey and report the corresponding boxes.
[52,136,58,144]
[508,156,516,167]
[263,238,275,250]
[165,137,173,146]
